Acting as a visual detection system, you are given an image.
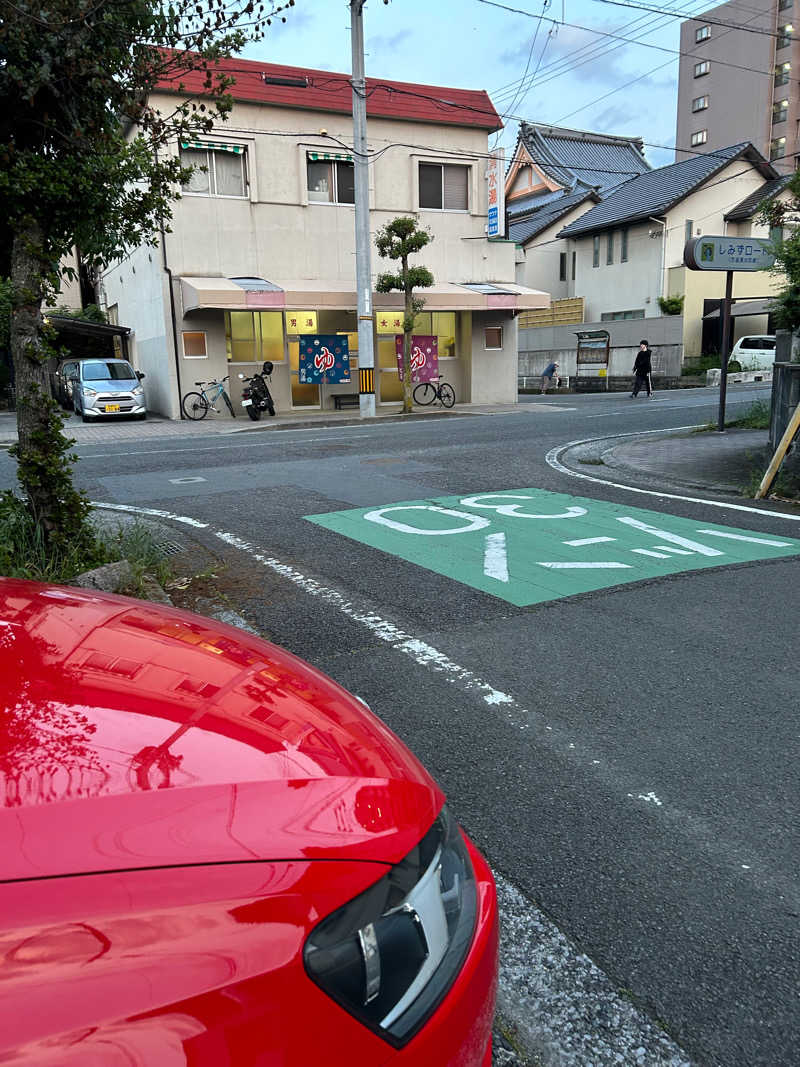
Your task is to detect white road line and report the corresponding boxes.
[697,529,792,546]
[545,429,800,523]
[632,549,672,559]
[563,536,616,546]
[653,545,693,555]
[483,532,509,582]
[617,517,723,556]
[92,501,209,528]
[538,561,631,569]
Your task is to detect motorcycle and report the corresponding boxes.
[239,361,276,420]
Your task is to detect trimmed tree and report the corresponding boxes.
[759,171,800,331]
[0,0,292,556]
[375,217,434,414]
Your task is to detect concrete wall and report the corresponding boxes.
[469,312,518,403]
[151,92,518,288]
[519,315,683,379]
[101,242,179,418]
[573,221,663,321]
[675,0,775,163]
[516,202,595,298]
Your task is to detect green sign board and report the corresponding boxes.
[684,235,775,272]
[306,488,799,607]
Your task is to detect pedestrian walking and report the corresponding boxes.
[631,341,653,398]
[541,360,559,394]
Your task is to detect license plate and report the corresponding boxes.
[104,404,121,413]
[241,398,252,407]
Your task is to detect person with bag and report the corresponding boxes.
[631,340,653,398]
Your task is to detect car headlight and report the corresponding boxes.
[304,805,477,1046]
[83,388,98,398]
[132,386,144,397]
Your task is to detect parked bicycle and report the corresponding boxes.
[181,377,235,420]
[413,375,455,408]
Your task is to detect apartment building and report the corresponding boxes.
[100,57,548,418]
[675,0,797,171]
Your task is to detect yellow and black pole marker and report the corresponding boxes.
[359,366,374,396]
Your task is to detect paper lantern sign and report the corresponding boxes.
[299,334,351,384]
[395,335,438,383]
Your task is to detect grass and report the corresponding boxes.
[0,494,172,591]
[693,399,771,434]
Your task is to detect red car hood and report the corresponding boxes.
[0,579,443,881]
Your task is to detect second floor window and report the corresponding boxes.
[559,252,567,281]
[606,231,614,265]
[773,99,789,124]
[692,95,709,112]
[776,62,791,86]
[179,142,247,198]
[691,130,708,147]
[695,25,711,42]
[780,0,793,9]
[771,136,787,160]
[419,163,469,210]
[778,24,793,48]
[307,154,355,204]
[620,228,628,262]
[694,61,710,77]
[593,235,600,268]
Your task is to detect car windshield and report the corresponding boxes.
[740,337,775,349]
[83,361,136,381]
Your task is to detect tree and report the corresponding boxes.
[0,0,292,553]
[758,171,800,331]
[375,217,434,413]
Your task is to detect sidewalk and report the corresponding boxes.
[599,427,772,495]
[0,401,543,447]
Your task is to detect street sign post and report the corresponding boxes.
[683,236,776,432]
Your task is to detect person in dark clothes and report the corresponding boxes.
[631,340,653,398]
[540,360,559,394]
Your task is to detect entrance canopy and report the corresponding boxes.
[180,276,549,315]
[702,297,773,319]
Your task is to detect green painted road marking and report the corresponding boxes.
[306,488,800,607]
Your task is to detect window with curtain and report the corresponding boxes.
[307,156,355,204]
[419,163,469,210]
[179,143,247,198]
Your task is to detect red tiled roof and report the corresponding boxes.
[156,55,502,132]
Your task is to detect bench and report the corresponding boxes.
[333,393,360,410]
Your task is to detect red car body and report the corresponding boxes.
[0,579,497,1065]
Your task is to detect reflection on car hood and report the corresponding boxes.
[0,580,443,880]
[83,378,137,392]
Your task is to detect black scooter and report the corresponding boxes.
[239,361,276,420]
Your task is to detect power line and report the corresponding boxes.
[589,0,787,39]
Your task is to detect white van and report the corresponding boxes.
[729,335,776,371]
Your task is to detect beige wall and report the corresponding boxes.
[152,92,516,287]
[469,313,518,403]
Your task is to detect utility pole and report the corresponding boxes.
[350,0,376,417]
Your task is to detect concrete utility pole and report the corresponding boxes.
[350,0,376,418]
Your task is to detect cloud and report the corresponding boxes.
[366,29,414,53]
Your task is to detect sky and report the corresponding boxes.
[242,0,717,170]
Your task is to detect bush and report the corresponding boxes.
[0,491,107,582]
[658,294,685,315]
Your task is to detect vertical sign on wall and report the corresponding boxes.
[487,150,505,239]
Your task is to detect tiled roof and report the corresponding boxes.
[509,190,600,244]
[157,55,501,130]
[517,122,650,194]
[558,143,777,238]
[724,176,792,220]
[508,188,566,218]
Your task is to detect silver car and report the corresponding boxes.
[71,359,146,421]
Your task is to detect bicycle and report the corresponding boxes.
[413,375,455,408]
[181,376,236,420]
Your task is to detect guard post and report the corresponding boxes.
[684,236,775,432]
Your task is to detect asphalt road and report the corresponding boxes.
[2,385,798,1066]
